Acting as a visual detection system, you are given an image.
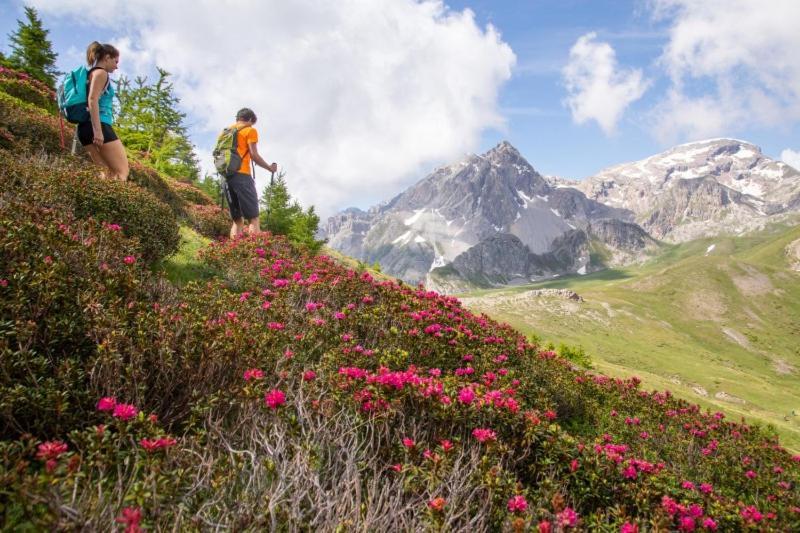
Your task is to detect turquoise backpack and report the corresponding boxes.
[57,65,90,123]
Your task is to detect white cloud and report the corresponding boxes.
[31,0,515,217]
[782,149,800,171]
[649,0,800,142]
[562,32,649,135]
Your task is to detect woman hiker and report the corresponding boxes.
[78,41,129,181]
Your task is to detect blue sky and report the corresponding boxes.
[1,1,799,217]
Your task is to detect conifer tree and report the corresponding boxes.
[260,173,325,252]
[115,68,200,181]
[7,6,59,89]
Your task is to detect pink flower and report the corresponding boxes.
[123,255,136,265]
[0,279,8,287]
[744,470,757,479]
[740,506,763,523]
[678,516,695,531]
[507,495,528,513]
[699,483,713,494]
[97,396,117,411]
[544,409,557,421]
[302,370,316,381]
[439,439,454,452]
[116,506,142,533]
[682,481,696,491]
[557,507,578,528]
[620,523,639,533]
[267,322,284,330]
[472,428,497,443]
[428,497,446,512]
[261,301,271,310]
[537,521,552,533]
[570,459,579,472]
[622,465,637,479]
[243,368,264,381]
[457,387,476,405]
[37,441,68,461]
[334,311,346,319]
[113,403,138,421]
[402,437,415,449]
[702,518,717,531]
[264,389,286,409]
[139,437,177,452]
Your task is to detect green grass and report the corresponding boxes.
[159,226,214,285]
[458,223,800,451]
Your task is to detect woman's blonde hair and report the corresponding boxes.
[86,41,119,66]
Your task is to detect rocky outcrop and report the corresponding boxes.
[443,230,591,288]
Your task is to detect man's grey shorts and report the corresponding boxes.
[225,172,259,221]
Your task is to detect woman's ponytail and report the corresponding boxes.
[86,41,119,66]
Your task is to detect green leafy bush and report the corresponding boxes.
[0,66,56,113]
[0,201,147,437]
[0,91,68,153]
[168,179,215,206]
[0,152,179,264]
[186,203,229,238]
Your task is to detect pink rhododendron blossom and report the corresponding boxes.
[472,428,497,443]
[678,516,695,531]
[37,440,68,461]
[264,389,286,409]
[302,370,316,381]
[699,483,713,494]
[428,497,446,511]
[402,437,415,449]
[113,404,138,421]
[116,506,142,533]
[620,523,639,533]
[457,387,476,404]
[97,396,117,411]
[558,507,578,528]
[537,521,552,533]
[740,506,763,522]
[139,437,177,452]
[702,518,717,530]
[682,481,695,490]
[243,368,264,381]
[440,439,453,452]
[507,495,527,513]
[123,256,136,265]
[744,470,757,479]
[0,279,8,287]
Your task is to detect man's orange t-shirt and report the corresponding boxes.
[233,124,258,175]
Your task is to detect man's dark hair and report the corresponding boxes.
[236,108,257,123]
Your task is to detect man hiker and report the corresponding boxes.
[223,108,278,239]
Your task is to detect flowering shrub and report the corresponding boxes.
[0,201,147,437]
[0,90,68,152]
[186,203,229,238]
[168,179,215,206]
[0,66,56,113]
[0,151,180,264]
[0,117,799,529]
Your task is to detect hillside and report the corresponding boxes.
[1,71,800,530]
[460,222,800,451]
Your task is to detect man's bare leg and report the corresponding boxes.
[230,218,245,239]
[248,217,261,234]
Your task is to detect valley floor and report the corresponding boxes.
[459,223,800,451]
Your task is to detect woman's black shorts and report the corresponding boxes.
[77,121,119,146]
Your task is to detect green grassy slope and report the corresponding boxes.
[459,223,800,450]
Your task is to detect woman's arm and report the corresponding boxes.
[87,69,108,146]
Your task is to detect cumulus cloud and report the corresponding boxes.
[562,32,649,135]
[649,0,800,142]
[31,0,515,217]
[782,149,800,171]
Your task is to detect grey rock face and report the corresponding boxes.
[322,141,643,285]
[578,139,800,242]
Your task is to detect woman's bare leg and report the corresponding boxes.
[98,139,129,181]
[83,144,110,178]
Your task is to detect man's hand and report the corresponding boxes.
[269,162,278,173]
